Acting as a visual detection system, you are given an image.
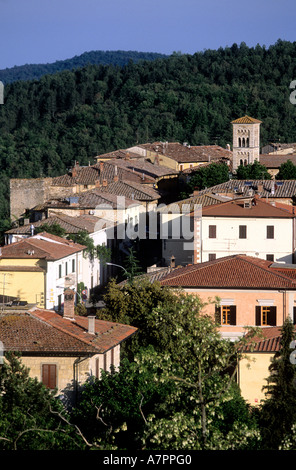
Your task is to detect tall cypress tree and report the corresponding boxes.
[259,318,296,449]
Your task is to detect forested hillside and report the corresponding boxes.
[0,50,168,83]
[0,39,296,231]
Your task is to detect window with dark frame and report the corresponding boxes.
[255,306,276,326]
[267,225,274,239]
[215,305,237,325]
[209,253,216,261]
[209,225,216,238]
[266,254,274,261]
[239,225,247,239]
[42,364,57,389]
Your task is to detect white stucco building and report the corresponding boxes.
[161,196,296,266]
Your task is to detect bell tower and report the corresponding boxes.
[231,115,262,171]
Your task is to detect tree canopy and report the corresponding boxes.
[235,160,271,180]
[74,289,260,450]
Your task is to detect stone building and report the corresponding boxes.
[0,296,137,404]
[231,115,262,170]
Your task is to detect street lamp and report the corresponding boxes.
[106,262,129,276]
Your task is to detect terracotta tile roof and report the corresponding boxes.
[96,149,145,160]
[0,309,137,354]
[139,142,232,163]
[159,254,296,290]
[77,188,142,209]
[98,180,161,201]
[31,309,137,353]
[52,165,100,187]
[118,265,176,286]
[158,192,229,213]
[0,232,85,261]
[243,326,286,353]
[198,179,296,200]
[231,115,262,124]
[201,196,296,218]
[5,213,105,236]
[96,160,153,184]
[259,154,296,168]
[100,158,178,179]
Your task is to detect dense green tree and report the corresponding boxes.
[74,294,260,450]
[0,352,86,450]
[276,159,296,179]
[258,318,296,449]
[68,230,111,263]
[34,222,67,237]
[122,247,143,282]
[235,160,271,180]
[182,162,230,197]
[98,278,181,357]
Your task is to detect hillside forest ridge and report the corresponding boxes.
[0,40,296,237]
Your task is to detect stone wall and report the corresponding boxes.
[10,178,53,220]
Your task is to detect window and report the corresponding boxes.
[42,364,57,389]
[215,305,236,325]
[267,225,274,239]
[65,262,68,276]
[266,254,274,261]
[209,253,216,261]
[256,306,276,326]
[239,225,247,239]
[58,294,62,311]
[209,225,216,238]
[58,264,62,279]
[72,259,75,273]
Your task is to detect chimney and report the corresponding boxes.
[72,161,79,178]
[102,179,108,187]
[170,255,175,268]
[88,315,96,335]
[100,161,104,173]
[63,288,75,320]
[95,180,100,188]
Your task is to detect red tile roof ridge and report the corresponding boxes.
[243,326,293,353]
[201,196,296,218]
[29,308,101,346]
[0,234,86,261]
[160,254,296,288]
[29,308,137,352]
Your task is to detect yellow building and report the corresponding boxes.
[128,142,232,172]
[0,232,85,309]
[238,326,282,406]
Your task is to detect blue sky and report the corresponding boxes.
[0,0,295,69]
